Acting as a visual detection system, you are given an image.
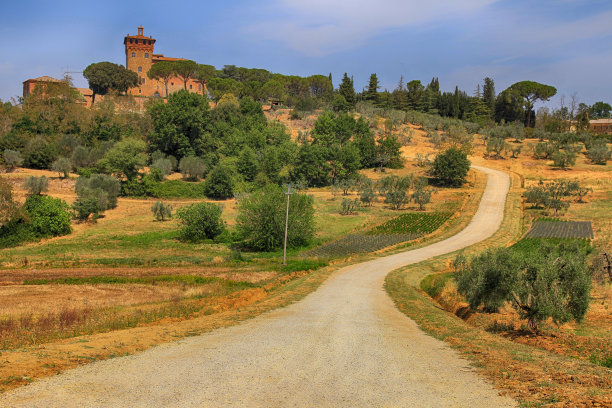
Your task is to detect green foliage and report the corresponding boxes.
[179,156,207,180]
[147,180,207,198]
[75,173,120,209]
[98,138,147,180]
[151,201,173,221]
[147,90,210,159]
[23,136,57,169]
[524,180,587,214]
[585,142,610,165]
[455,241,591,332]
[151,158,173,178]
[338,73,356,107]
[237,146,258,182]
[411,179,435,210]
[429,147,471,187]
[51,157,72,178]
[3,149,23,171]
[551,149,576,169]
[24,194,71,238]
[357,177,375,207]
[24,176,49,196]
[176,202,225,242]
[486,137,508,158]
[340,198,360,215]
[236,184,315,251]
[506,81,557,127]
[0,178,17,227]
[72,197,103,222]
[83,61,138,102]
[204,164,234,199]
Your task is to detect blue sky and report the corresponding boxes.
[1,0,611,108]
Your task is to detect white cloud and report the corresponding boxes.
[247,0,498,55]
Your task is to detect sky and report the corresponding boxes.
[1,0,611,108]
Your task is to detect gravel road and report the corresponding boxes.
[2,165,516,407]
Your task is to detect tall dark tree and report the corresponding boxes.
[482,77,496,117]
[338,73,356,107]
[364,73,379,102]
[506,81,557,127]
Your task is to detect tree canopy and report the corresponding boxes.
[507,81,557,127]
[83,62,138,103]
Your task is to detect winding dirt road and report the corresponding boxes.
[2,165,516,407]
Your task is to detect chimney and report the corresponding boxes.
[138,26,144,36]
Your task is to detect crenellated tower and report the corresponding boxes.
[124,26,156,95]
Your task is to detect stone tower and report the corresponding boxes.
[124,27,156,96]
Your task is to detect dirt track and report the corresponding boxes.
[1,165,516,407]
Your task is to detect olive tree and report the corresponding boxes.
[455,241,591,332]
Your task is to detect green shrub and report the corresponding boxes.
[176,202,225,242]
[75,174,120,209]
[23,136,57,169]
[236,184,315,251]
[151,158,173,178]
[24,176,49,196]
[585,142,610,165]
[24,194,71,237]
[454,241,591,332]
[51,157,72,178]
[429,147,471,187]
[204,164,234,199]
[151,201,173,221]
[340,198,360,215]
[179,156,206,180]
[72,197,103,221]
[3,149,23,171]
[551,150,576,169]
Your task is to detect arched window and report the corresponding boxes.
[145,53,149,59]
[132,52,136,58]
[138,66,142,73]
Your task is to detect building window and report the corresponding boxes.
[145,53,149,58]
[130,39,133,44]
[132,52,136,58]
[171,82,174,86]
[198,84,202,91]
[190,85,193,89]
[138,66,142,73]
[139,89,142,94]
[142,77,146,84]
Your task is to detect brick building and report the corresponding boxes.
[22,76,97,108]
[589,119,612,135]
[124,26,204,97]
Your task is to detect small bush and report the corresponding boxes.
[24,176,49,196]
[340,198,360,215]
[151,158,173,179]
[551,150,576,170]
[176,202,225,242]
[236,184,315,251]
[151,201,173,221]
[179,156,206,180]
[204,164,234,199]
[3,149,23,171]
[585,142,610,165]
[24,194,71,237]
[51,157,72,178]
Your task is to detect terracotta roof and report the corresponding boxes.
[590,119,612,124]
[152,56,187,62]
[24,76,62,83]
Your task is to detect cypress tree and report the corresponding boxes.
[339,73,356,107]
